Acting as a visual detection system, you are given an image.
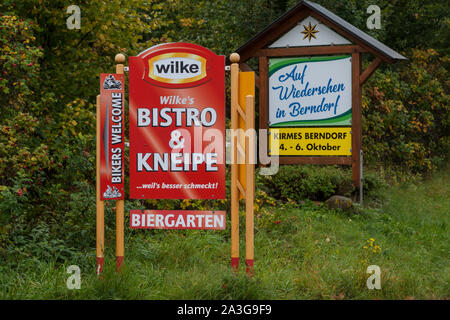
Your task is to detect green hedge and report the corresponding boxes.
[258,165,387,202]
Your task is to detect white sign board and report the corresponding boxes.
[269,55,352,127]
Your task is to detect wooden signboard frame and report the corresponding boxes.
[232,1,406,188]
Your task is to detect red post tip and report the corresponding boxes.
[116,256,124,273]
[246,259,254,277]
[231,257,239,272]
[96,257,104,275]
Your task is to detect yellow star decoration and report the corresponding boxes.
[301,22,319,42]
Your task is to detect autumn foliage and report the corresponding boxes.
[0,1,448,261]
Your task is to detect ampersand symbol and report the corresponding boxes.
[169,130,185,149]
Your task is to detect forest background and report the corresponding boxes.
[0,0,448,299]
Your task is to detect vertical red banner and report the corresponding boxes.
[99,73,125,200]
[129,43,225,199]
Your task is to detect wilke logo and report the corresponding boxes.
[148,52,206,85]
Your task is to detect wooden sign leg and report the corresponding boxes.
[115,54,125,272]
[351,51,362,194]
[230,53,240,272]
[96,95,105,275]
[245,95,255,277]
[116,199,124,271]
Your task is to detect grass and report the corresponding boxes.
[0,171,448,300]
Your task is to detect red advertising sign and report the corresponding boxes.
[129,43,225,199]
[130,210,226,230]
[99,73,125,200]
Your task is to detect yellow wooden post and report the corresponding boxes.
[238,72,255,199]
[115,53,125,272]
[245,94,255,276]
[96,94,105,275]
[230,53,240,271]
[230,53,255,275]
[238,72,255,276]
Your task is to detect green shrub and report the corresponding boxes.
[259,165,387,202]
[260,165,350,202]
[362,48,450,174]
[0,14,43,119]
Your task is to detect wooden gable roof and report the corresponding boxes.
[234,0,406,63]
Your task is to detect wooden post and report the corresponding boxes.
[245,95,255,277]
[238,72,256,198]
[96,94,104,275]
[230,53,240,272]
[238,74,246,200]
[351,51,362,190]
[258,56,268,138]
[231,53,255,275]
[115,53,125,272]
